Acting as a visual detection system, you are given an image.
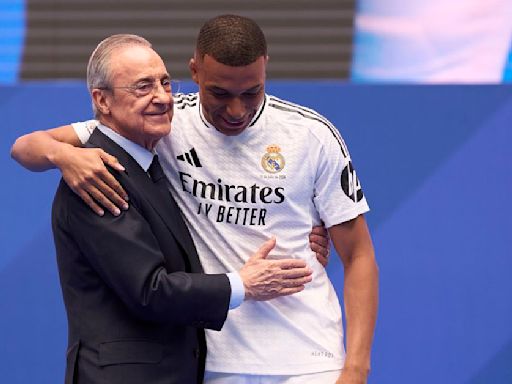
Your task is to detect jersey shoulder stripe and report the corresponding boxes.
[249,95,267,127]
[174,92,198,109]
[268,96,348,158]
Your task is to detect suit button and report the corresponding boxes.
[194,348,200,358]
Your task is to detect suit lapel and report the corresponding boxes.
[139,174,202,271]
[87,130,202,271]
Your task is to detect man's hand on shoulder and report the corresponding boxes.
[54,145,128,217]
[239,237,313,301]
[11,123,129,217]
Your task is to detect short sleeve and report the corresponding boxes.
[311,121,370,228]
[72,119,99,144]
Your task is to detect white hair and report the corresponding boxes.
[87,34,152,117]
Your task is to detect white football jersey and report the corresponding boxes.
[72,92,369,375]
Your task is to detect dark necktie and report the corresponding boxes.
[148,155,167,189]
[147,154,195,270]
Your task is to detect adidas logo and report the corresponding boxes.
[176,147,202,167]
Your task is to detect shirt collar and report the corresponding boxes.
[97,124,154,172]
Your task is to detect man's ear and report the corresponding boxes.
[92,88,111,115]
[189,57,199,84]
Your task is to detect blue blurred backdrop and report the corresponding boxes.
[2,81,512,383]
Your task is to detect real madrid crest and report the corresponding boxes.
[261,144,285,173]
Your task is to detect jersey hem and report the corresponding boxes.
[205,359,345,375]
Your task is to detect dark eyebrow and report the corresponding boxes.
[208,85,228,92]
[206,86,231,97]
[244,85,262,93]
[207,85,262,94]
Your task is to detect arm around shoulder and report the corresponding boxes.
[10,124,81,171]
[12,123,128,216]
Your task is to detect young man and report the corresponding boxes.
[12,15,378,384]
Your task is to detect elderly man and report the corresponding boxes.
[42,34,314,384]
[12,15,378,384]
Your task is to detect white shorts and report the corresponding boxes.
[203,370,342,384]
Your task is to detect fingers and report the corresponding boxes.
[240,261,313,301]
[95,174,129,211]
[98,150,129,201]
[278,266,313,279]
[74,187,105,217]
[316,253,329,268]
[99,151,125,172]
[309,225,330,267]
[309,241,329,267]
[251,237,276,260]
[276,258,308,269]
[70,179,124,217]
[242,238,317,301]
[309,232,329,248]
[279,274,313,288]
[309,241,329,257]
[256,274,312,300]
[310,224,328,237]
[62,147,129,216]
[87,184,122,217]
[275,286,306,297]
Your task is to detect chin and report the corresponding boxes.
[215,120,250,136]
[158,126,172,137]
[219,127,246,136]
[146,124,171,138]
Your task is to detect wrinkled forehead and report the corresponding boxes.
[109,45,168,82]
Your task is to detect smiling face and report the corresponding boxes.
[93,45,173,150]
[190,54,267,136]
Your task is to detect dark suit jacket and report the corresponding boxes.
[52,129,231,384]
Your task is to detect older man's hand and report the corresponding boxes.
[239,237,313,301]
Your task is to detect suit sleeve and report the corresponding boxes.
[54,179,231,330]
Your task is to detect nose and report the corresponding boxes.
[153,84,172,105]
[226,97,246,120]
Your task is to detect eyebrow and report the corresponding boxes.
[208,84,262,93]
[244,85,262,92]
[135,73,171,83]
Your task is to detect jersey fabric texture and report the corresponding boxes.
[72,92,369,375]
